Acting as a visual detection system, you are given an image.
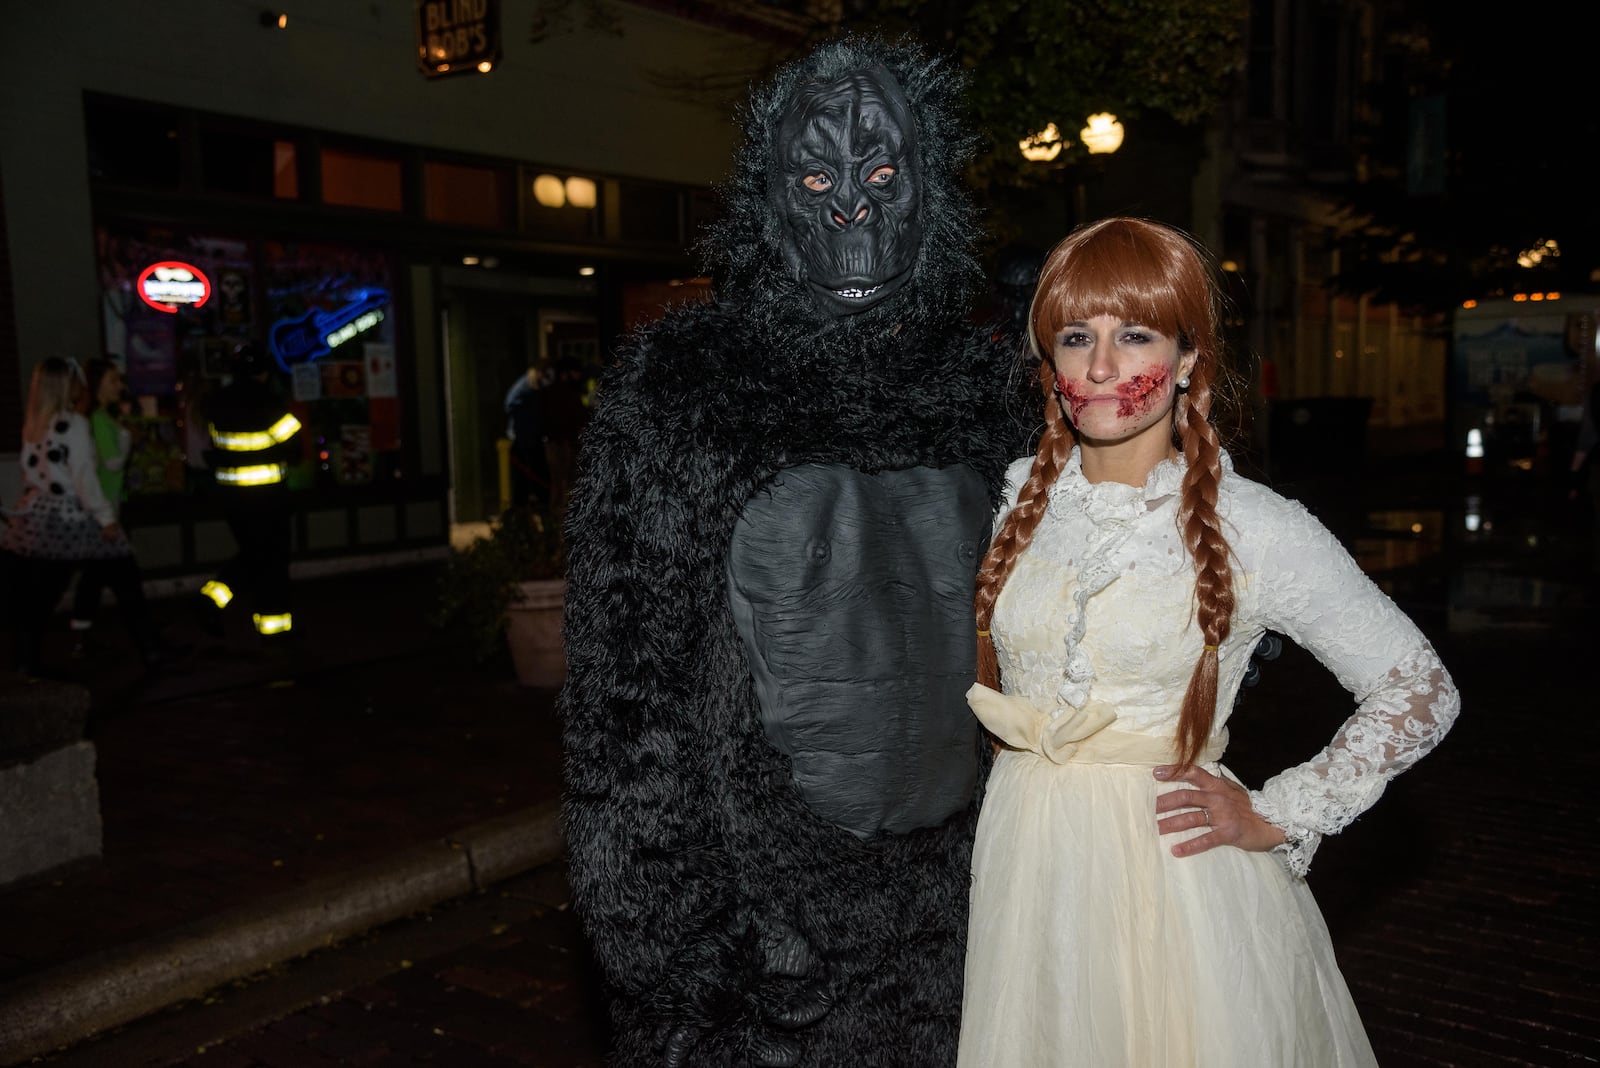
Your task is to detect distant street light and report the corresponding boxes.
[1080,113,1125,155]
[1076,113,1124,224]
[1019,123,1066,162]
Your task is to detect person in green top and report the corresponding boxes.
[68,357,161,665]
[87,358,132,503]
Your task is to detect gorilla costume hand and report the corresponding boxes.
[658,908,833,1068]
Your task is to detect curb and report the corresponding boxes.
[0,801,564,1065]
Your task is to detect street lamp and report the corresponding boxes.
[1024,115,1126,225]
[1080,113,1125,155]
[1020,114,1125,227]
[1074,113,1124,222]
[1019,123,1066,163]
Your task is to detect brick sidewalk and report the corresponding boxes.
[0,562,565,985]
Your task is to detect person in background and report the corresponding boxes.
[67,357,139,657]
[1,357,160,676]
[195,340,302,650]
[503,366,551,511]
[987,241,1045,343]
[959,217,1461,1066]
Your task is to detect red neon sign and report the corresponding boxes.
[137,261,212,313]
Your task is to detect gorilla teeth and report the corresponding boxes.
[834,285,882,298]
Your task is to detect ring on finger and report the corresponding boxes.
[1202,808,1211,826]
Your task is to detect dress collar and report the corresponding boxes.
[1050,446,1232,523]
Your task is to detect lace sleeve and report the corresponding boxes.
[1242,493,1461,877]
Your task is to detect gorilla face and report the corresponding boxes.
[770,66,923,317]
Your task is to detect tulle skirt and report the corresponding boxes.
[0,493,130,561]
[958,744,1377,1068]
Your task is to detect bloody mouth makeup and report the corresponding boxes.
[1056,365,1171,424]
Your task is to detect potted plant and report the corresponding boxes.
[434,505,568,686]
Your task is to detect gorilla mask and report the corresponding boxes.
[770,66,923,317]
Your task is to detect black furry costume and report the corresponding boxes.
[559,36,1029,1066]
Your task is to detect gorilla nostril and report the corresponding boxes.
[832,211,849,226]
[855,206,868,221]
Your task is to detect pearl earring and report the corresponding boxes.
[1177,374,1191,390]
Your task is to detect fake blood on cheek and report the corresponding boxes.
[1115,368,1170,418]
[1057,376,1090,420]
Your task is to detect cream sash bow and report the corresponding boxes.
[966,683,1226,766]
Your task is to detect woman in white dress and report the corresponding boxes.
[958,218,1460,1067]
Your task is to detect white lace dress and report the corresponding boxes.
[957,449,1460,1068]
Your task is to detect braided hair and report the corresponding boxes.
[975,217,1235,768]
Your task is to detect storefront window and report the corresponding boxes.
[320,147,404,212]
[424,160,513,228]
[619,181,681,244]
[198,125,300,200]
[264,239,401,488]
[522,170,599,240]
[84,95,181,189]
[98,225,252,496]
[96,225,404,496]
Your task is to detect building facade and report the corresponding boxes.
[0,0,811,579]
[1,0,1480,584]
[1204,0,1451,470]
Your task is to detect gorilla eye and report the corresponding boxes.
[866,165,895,185]
[803,172,832,192]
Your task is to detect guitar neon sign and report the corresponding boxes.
[137,261,212,313]
[268,288,390,370]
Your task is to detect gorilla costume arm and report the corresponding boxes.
[560,34,1032,1067]
[559,324,766,1055]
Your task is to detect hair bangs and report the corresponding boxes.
[1030,219,1211,357]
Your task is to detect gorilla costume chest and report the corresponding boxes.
[727,462,990,839]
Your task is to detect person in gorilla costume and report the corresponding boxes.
[559,35,1028,1067]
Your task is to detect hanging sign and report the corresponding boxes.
[416,0,501,79]
[137,261,212,313]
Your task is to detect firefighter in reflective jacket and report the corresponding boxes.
[198,340,301,643]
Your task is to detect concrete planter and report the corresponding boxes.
[0,674,102,887]
[505,578,565,687]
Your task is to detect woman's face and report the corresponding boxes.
[98,368,123,406]
[1051,314,1196,451]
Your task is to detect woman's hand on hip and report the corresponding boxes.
[1152,763,1286,857]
